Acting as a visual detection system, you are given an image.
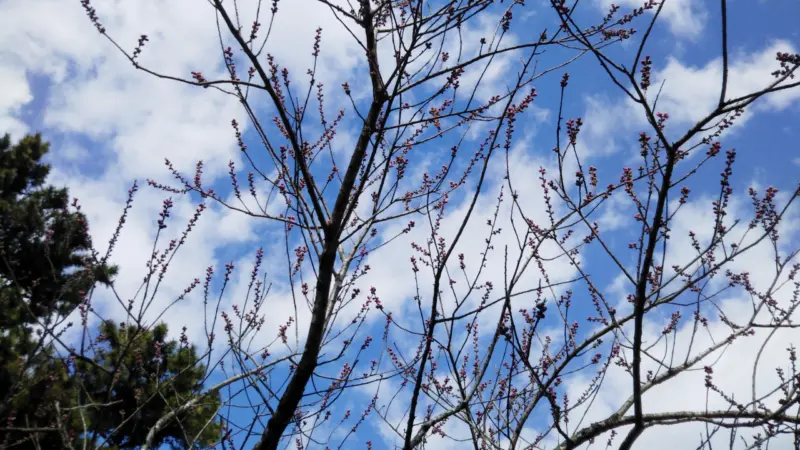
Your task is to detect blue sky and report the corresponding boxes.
[2,0,800,448]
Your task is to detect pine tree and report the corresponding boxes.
[0,131,106,449]
[76,322,221,449]
[0,133,220,449]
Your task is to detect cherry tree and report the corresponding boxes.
[46,0,800,448]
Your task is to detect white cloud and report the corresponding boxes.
[654,40,800,125]
[598,0,708,38]
[47,166,258,345]
[573,40,800,162]
[0,64,32,137]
